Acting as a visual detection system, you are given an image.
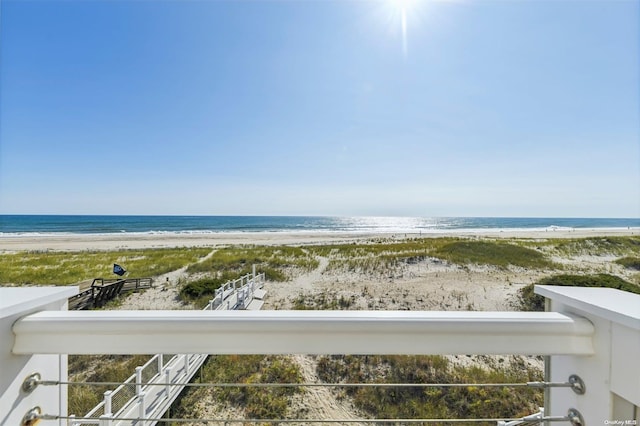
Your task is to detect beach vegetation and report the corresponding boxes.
[309,239,448,274]
[0,248,211,285]
[177,270,287,308]
[68,354,152,416]
[433,241,553,269]
[180,274,233,299]
[549,236,640,257]
[173,355,303,421]
[615,256,640,271]
[519,273,640,311]
[186,245,318,280]
[292,292,354,310]
[308,238,556,274]
[316,354,542,419]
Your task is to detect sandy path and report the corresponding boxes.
[263,255,329,309]
[290,355,367,425]
[294,254,330,292]
[117,248,218,310]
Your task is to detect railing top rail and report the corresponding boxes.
[83,400,105,418]
[140,354,159,371]
[13,310,593,356]
[0,286,78,318]
[91,279,125,288]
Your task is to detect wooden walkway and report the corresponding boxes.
[68,278,153,310]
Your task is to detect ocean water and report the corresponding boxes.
[0,215,638,236]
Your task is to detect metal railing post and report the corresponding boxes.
[157,354,163,374]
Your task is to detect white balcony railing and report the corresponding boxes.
[1,284,639,426]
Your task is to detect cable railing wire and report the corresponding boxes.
[38,379,572,389]
[39,413,573,424]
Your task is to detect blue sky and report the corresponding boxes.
[1,0,638,217]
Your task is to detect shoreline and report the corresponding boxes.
[0,227,638,252]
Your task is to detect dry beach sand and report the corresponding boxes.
[0,227,637,252]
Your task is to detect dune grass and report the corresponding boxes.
[179,245,319,306]
[10,236,635,286]
[433,240,554,269]
[173,355,303,421]
[291,292,354,310]
[186,245,318,280]
[311,238,555,273]
[0,247,211,285]
[68,354,152,416]
[615,256,640,271]
[179,273,247,308]
[549,236,640,257]
[316,354,542,420]
[310,238,446,274]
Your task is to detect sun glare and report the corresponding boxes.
[387,0,421,57]
[393,0,417,12]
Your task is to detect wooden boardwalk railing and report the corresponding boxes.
[68,277,153,310]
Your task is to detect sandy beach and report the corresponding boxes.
[1,227,638,252]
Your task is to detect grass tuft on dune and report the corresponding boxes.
[0,248,211,285]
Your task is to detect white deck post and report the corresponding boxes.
[535,286,640,424]
[0,287,77,426]
[101,391,113,426]
[138,391,146,426]
[135,366,143,395]
[157,354,163,375]
[104,390,112,415]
